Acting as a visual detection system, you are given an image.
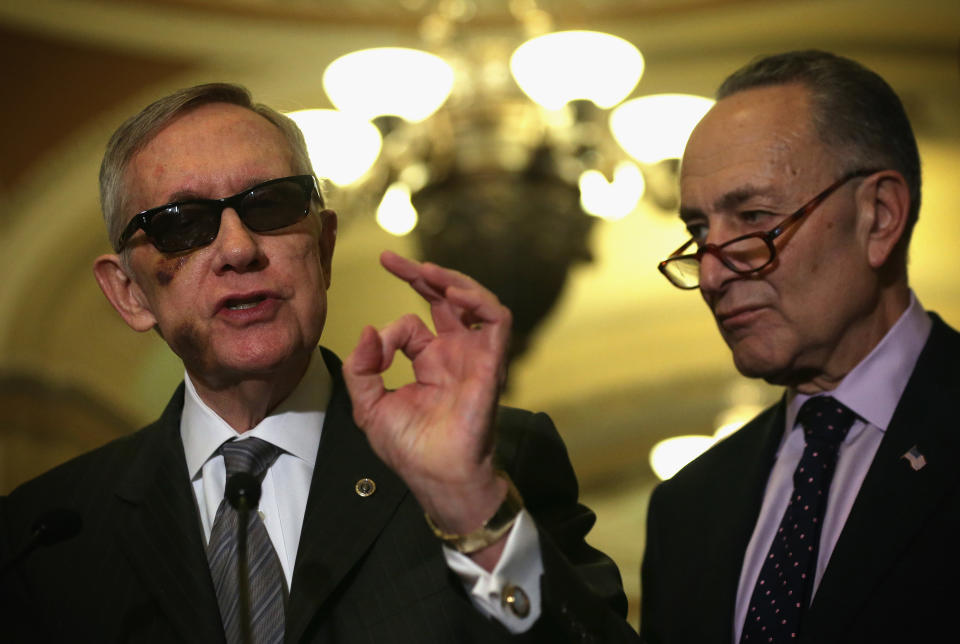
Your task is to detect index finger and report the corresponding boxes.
[380,250,483,303]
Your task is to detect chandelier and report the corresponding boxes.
[286,4,713,366]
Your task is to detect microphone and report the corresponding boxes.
[0,508,83,579]
[226,472,261,511]
[225,473,261,644]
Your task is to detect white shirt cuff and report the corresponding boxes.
[442,509,543,633]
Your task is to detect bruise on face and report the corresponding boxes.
[154,254,191,286]
[169,319,213,375]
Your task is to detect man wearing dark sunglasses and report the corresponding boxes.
[0,84,637,642]
[641,51,960,643]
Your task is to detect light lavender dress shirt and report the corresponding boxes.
[733,293,932,643]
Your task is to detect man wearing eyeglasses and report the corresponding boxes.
[640,50,959,643]
[0,84,638,642]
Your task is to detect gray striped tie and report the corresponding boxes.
[207,438,287,644]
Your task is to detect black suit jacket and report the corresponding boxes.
[1,349,638,643]
[640,313,960,644]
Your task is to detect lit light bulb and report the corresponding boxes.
[610,94,715,164]
[286,109,382,186]
[649,402,765,480]
[578,161,644,220]
[648,435,716,481]
[376,183,418,236]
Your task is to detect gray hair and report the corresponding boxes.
[99,82,319,252]
[717,50,921,256]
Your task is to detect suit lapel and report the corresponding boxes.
[113,385,225,644]
[286,349,408,643]
[695,402,785,642]
[806,316,960,640]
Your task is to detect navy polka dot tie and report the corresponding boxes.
[740,396,857,643]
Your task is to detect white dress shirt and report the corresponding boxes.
[181,351,331,587]
[733,293,932,642]
[180,349,544,632]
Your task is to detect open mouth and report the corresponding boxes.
[224,295,267,311]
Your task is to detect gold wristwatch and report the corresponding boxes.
[424,471,524,554]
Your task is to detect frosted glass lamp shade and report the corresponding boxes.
[510,31,643,110]
[323,47,454,123]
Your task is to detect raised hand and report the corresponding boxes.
[343,251,512,565]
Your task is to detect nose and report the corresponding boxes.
[211,208,264,273]
[697,249,731,294]
[697,228,742,295]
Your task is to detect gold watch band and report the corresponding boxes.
[424,470,525,554]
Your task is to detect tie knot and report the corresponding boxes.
[797,395,856,446]
[221,437,280,479]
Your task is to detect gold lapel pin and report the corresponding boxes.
[355,477,376,497]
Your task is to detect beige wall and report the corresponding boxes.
[1,0,958,626]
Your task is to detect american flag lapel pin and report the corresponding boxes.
[900,445,927,471]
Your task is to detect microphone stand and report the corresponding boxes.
[226,473,260,644]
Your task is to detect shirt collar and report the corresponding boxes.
[786,292,932,437]
[180,349,332,480]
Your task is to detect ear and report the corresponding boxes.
[855,170,912,269]
[317,209,338,289]
[92,254,158,332]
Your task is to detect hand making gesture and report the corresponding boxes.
[343,251,513,567]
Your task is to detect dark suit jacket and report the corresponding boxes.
[1,349,638,643]
[640,313,960,644]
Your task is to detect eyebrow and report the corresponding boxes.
[163,190,203,204]
[679,183,781,222]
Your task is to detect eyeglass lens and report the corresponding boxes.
[663,236,773,288]
[718,236,771,271]
[145,177,311,252]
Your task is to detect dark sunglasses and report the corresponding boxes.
[116,174,321,253]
